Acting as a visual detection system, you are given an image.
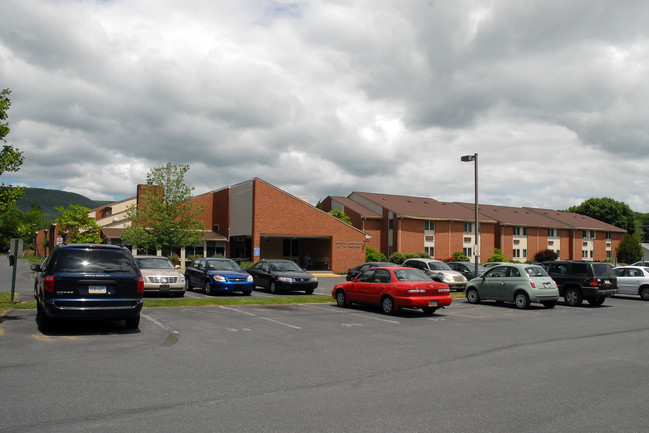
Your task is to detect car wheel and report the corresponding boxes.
[335,290,347,308]
[640,287,649,300]
[124,314,140,330]
[305,288,314,295]
[381,296,397,315]
[242,291,252,296]
[466,288,481,304]
[564,288,583,306]
[205,281,213,296]
[421,307,437,315]
[541,300,557,309]
[514,291,530,309]
[185,279,192,291]
[588,297,605,306]
[36,303,52,331]
[269,281,277,294]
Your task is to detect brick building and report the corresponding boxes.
[322,192,626,263]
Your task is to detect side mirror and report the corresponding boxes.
[30,263,41,272]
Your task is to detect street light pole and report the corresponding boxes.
[461,153,479,278]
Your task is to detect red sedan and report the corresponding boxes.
[332,266,452,315]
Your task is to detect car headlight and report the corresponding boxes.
[442,274,454,283]
[247,275,253,282]
[213,275,226,283]
[179,275,185,283]
[278,277,293,283]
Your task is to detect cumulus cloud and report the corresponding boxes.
[1,0,648,211]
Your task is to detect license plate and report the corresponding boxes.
[89,285,107,294]
[429,301,438,307]
[159,284,170,289]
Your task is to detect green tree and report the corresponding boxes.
[0,89,25,212]
[329,209,352,225]
[617,233,642,264]
[534,249,557,263]
[121,163,205,256]
[568,197,635,235]
[54,204,102,243]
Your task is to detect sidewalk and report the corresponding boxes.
[1,257,34,299]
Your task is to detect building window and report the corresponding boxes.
[523,249,527,258]
[388,219,394,230]
[513,226,527,236]
[582,250,588,259]
[606,232,611,240]
[425,220,435,231]
[606,250,611,258]
[463,247,472,257]
[513,249,520,258]
[463,222,473,233]
[425,246,434,257]
[548,228,560,238]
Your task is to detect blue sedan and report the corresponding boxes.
[185,258,254,296]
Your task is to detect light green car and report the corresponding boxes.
[465,263,559,309]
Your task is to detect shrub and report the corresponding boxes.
[389,252,406,264]
[487,248,507,263]
[534,249,557,263]
[451,251,470,262]
[365,247,386,262]
[239,261,254,270]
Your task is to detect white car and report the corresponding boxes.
[613,266,649,300]
[135,255,186,296]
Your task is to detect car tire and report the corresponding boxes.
[640,287,649,300]
[305,288,314,295]
[124,314,140,330]
[421,307,437,315]
[588,297,605,306]
[185,279,193,291]
[335,290,347,308]
[381,296,397,315]
[36,303,52,332]
[269,281,277,294]
[242,291,252,296]
[466,288,481,304]
[541,300,557,309]
[205,281,213,296]
[514,291,530,309]
[564,288,583,306]
[175,291,185,297]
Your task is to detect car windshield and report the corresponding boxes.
[206,260,242,271]
[429,262,451,270]
[525,266,549,277]
[271,261,302,272]
[54,249,138,273]
[136,257,175,270]
[394,269,432,282]
[592,263,614,277]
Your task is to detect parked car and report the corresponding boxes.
[332,266,452,315]
[631,260,649,267]
[465,263,559,309]
[483,261,509,270]
[30,244,144,330]
[613,266,649,300]
[248,259,318,294]
[446,261,487,280]
[135,255,185,296]
[402,258,467,291]
[541,260,617,306]
[346,262,399,281]
[185,257,253,296]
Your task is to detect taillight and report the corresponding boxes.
[137,276,144,293]
[589,279,599,287]
[530,281,537,288]
[44,275,55,293]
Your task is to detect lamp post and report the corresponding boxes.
[461,153,479,278]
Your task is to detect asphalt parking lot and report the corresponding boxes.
[3,276,649,433]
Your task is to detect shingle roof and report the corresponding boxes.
[457,203,573,228]
[330,196,381,218]
[525,208,626,232]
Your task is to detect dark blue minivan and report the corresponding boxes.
[31,244,144,330]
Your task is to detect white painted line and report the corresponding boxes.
[219,305,302,330]
[299,303,399,323]
[142,312,180,335]
[350,313,399,324]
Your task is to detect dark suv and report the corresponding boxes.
[31,244,144,330]
[541,260,617,306]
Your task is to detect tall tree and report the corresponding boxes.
[617,233,643,264]
[329,209,352,225]
[54,204,102,244]
[121,163,205,256]
[568,197,635,234]
[0,89,25,212]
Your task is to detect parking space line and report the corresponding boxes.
[219,306,302,330]
[299,304,400,323]
[142,312,180,335]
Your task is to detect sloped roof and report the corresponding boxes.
[330,196,381,218]
[457,203,573,228]
[526,208,626,232]
[352,192,497,223]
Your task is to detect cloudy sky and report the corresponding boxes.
[1,0,648,212]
